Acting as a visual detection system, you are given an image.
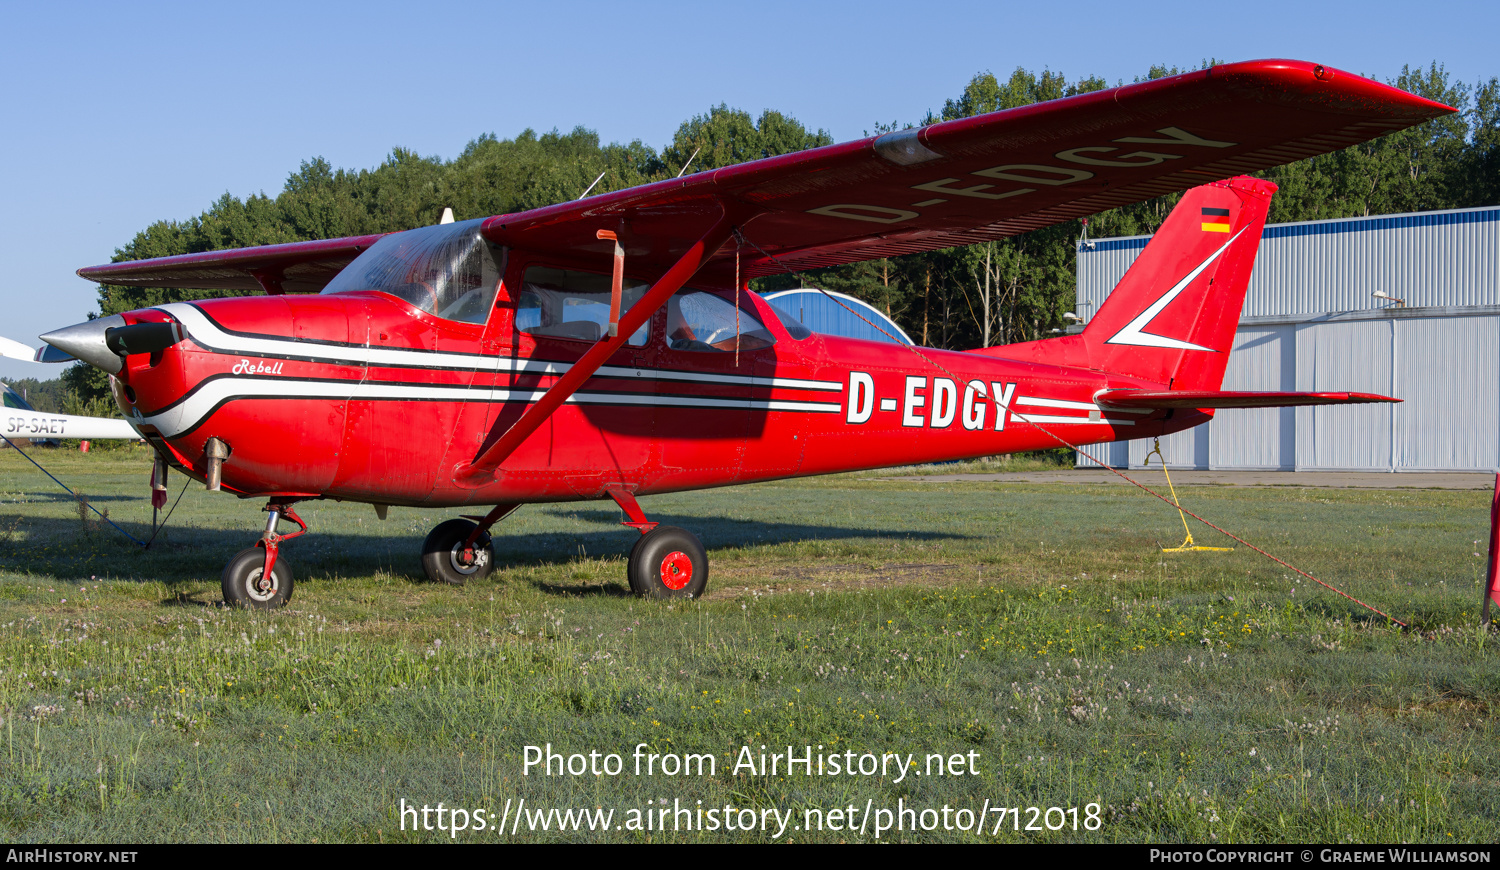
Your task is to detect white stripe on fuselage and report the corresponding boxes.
[1012,413,1137,427]
[135,377,841,438]
[1015,395,1151,415]
[158,303,844,392]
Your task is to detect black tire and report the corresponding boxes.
[422,519,494,585]
[222,546,293,610]
[626,532,649,595]
[627,526,707,599]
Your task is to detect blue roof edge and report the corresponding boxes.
[1081,205,1500,254]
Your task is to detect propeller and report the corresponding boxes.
[0,336,37,362]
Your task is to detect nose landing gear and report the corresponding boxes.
[221,500,306,609]
[222,547,293,609]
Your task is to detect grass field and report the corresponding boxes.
[0,445,1496,843]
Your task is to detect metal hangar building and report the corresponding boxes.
[1075,205,1500,472]
[764,288,915,346]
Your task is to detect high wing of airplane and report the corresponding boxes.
[38,60,1450,609]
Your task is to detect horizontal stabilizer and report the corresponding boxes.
[1095,390,1400,409]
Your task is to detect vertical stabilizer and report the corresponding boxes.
[1082,176,1275,390]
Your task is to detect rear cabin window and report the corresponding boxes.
[517,267,650,346]
[667,291,775,352]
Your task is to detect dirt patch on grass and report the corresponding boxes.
[707,561,971,597]
[1388,687,1492,720]
[773,561,960,581]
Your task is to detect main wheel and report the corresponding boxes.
[626,532,649,595]
[422,519,494,585]
[222,546,293,610]
[627,526,707,599]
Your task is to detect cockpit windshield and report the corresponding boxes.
[2,383,35,411]
[321,219,503,324]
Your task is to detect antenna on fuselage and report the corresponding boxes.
[578,171,607,200]
[675,146,701,178]
[438,207,455,225]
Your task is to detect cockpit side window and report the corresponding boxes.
[321,218,503,325]
[666,291,776,352]
[516,266,650,346]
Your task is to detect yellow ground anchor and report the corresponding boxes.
[1143,438,1233,553]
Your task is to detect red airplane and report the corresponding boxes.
[40,60,1450,609]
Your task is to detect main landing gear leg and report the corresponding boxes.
[607,487,708,599]
[421,503,521,585]
[221,500,307,610]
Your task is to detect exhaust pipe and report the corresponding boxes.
[204,437,230,491]
[152,451,169,493]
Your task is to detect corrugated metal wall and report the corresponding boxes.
[1211,327,1295,469]
[1295,319,1394,470]
[1076,206,1500,472]
[1390,315,1499,470]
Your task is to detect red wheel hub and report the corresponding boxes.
[659,551,693,590]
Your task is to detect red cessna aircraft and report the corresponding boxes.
[40,60,1450,609]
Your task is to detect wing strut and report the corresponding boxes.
[454,212,736,488]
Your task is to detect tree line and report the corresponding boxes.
[61,60,1499,405]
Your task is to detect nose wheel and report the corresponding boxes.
[222,546,294,609]
[221,500,306,610]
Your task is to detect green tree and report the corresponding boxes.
[1,377,68,413]
[656,105,832,176]
[1456,77,1500,207]
[941,67,1106,121]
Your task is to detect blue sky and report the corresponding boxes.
[2,0,1495,381]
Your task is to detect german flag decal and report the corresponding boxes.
[1201,207,1232,232]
